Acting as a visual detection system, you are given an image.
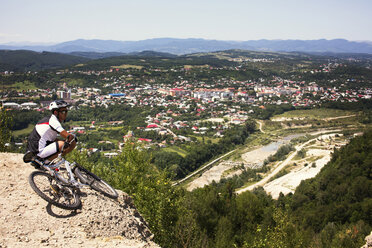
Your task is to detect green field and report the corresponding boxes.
[274,108,355,119]
[66,79,87,87]
[5,81,38,91]
[163,146,187,157]
[13,124,34,137]
[190,135,220,144]
[183,65,209,69]
[112,64,143,69]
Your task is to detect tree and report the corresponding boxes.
[251,209,304,248]
[67,143,182,247]
[0,108,12,152]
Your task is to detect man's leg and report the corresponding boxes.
[38,141,61,161]
[38,140,77,161]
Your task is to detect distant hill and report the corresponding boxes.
[1,38,372,55]
[0,50,89,71]
[69,51,126,59]
[2,47,372,73]
[127,50,178,58]
[73,50,236,71]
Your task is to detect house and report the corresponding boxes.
[21,102,38,109]
[146,124,159,128]
[104,152,119,158]
[2,102,20,109]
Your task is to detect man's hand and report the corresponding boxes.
[66,134,76,143]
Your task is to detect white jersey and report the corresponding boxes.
[27,114,65,156]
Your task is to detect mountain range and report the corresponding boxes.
[1,38,372,55]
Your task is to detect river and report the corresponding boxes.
[242,134,304,167]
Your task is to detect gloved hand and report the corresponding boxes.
[66,134,77,143]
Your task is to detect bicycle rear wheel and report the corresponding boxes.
[29,171,81,210]
[74,166,118,199]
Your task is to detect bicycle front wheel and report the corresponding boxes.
[74,167,118,199]
[29,171,81,210]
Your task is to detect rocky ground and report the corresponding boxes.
[362,231,372,248]
[0,152,160,248]
[188,131,345,199]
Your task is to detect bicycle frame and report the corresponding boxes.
[28,136,118,209]
[35,137,84,188]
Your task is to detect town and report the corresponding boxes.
[1,50,371,163]
[2,53,372,151]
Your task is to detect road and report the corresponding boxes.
[257,120,265,133]
[235,129,343,195]
[173,149,236,186]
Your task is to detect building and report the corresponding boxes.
[2,102,20,109]
[57,90,71,99]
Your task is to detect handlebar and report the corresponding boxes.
[62,134,77,151]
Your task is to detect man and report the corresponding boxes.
[26,100,76,164]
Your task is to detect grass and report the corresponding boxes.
[275,108,355,119]
[221,163,245,177]
[262,120,283,132]
[306,155,324,163]
[5,81,38,91]
[245,133,274,147]
[112,64,143,69]
[184,65,209,69]
[163,146,187,157]
[66,79,87,87]
[13,124,34,137]
[269,165,292,182]
[190,135,220,144]
[97,126,124,131]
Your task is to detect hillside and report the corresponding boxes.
[289,130,372,238]
[0,152,159,248]
[1,38,372,54]
[0,50,89,72]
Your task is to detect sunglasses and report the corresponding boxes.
[59,110,68,114]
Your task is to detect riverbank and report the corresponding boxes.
[187,129,350,199]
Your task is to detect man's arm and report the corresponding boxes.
[60,130,75,142]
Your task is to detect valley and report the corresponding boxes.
[185,111,360,198]
[1,49,371,248]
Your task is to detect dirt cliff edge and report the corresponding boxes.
[0,152,160,248]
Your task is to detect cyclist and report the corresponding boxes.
[25,100,76,164]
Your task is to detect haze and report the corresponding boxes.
[1,0,372,44]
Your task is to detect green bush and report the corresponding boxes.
[0,108,12,152]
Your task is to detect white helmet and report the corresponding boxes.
[49,100,70,111]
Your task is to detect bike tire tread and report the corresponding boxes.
[29,171,81,210]
[74,167,118,199]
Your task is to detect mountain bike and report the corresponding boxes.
[23,138,118,210]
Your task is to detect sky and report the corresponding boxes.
[1,0,372,44]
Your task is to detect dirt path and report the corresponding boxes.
[236,132,343,197]
[257,120,265,133]
[0,152,159,248]
[236,138,318,194]
[263,149,331,198]
[175,149,236,187]
[184,128,344,195]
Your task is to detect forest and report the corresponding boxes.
[62,128,372,248]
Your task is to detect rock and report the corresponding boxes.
[362,231,372,248]
[0,152,160,248]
